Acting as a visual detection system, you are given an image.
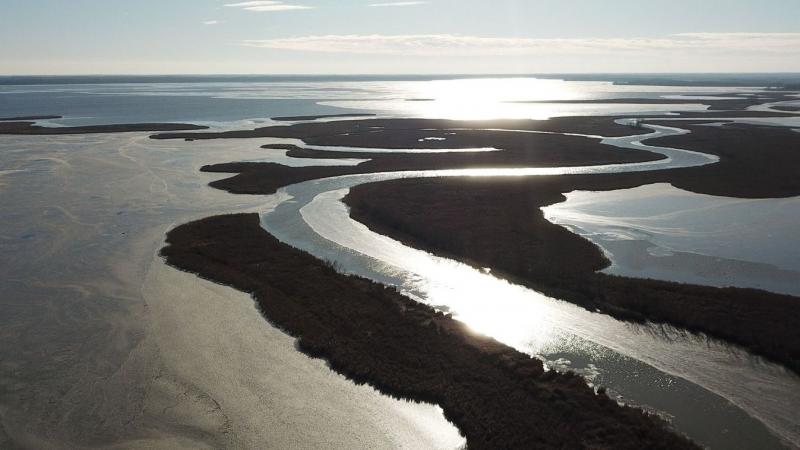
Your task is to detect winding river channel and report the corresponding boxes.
[259,122,800,449]
[3,78,798,448]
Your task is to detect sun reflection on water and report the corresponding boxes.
[406,78,578,119]
[407,255,565,353]
[319,78,712,120]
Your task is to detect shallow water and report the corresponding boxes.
[0,134,463,449]
[544,183,800,296]
[0,77,763,125]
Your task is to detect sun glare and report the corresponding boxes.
[403,78,579,120]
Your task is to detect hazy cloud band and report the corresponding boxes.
[225,1,312,12]
[243,33,800,55]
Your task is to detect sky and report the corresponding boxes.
[1,0,799,75]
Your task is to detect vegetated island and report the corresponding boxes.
[770,105,800,112]
[152,117,662,195]
[0,115,63,121]
[0,120,208,135]
[270,113,377,121]
[650,110,796,118]
[514,91,799,111]
[343,122,800,374]
[152,116,654,140]
[161,213,697,450]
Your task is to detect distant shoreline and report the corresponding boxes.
[1,73,799,89]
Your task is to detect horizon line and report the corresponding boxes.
[3,71,800,77]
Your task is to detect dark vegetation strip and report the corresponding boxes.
[769,105,800,112]
[151,116,654,140]
[662,111,796,118]
[0,115,62,121]
[199,127,665,195]
[515,92,799,111]
[0,121,208,135]
[156,117,667,195]
[161,213,697,450]
[271,113,377,121]
[644,122,800,197]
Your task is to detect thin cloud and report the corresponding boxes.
[225,1,313,12]
[243,33,800,55]
[368,1,427,6]
[202,20,220,25]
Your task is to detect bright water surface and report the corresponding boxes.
[544,184,800,296]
